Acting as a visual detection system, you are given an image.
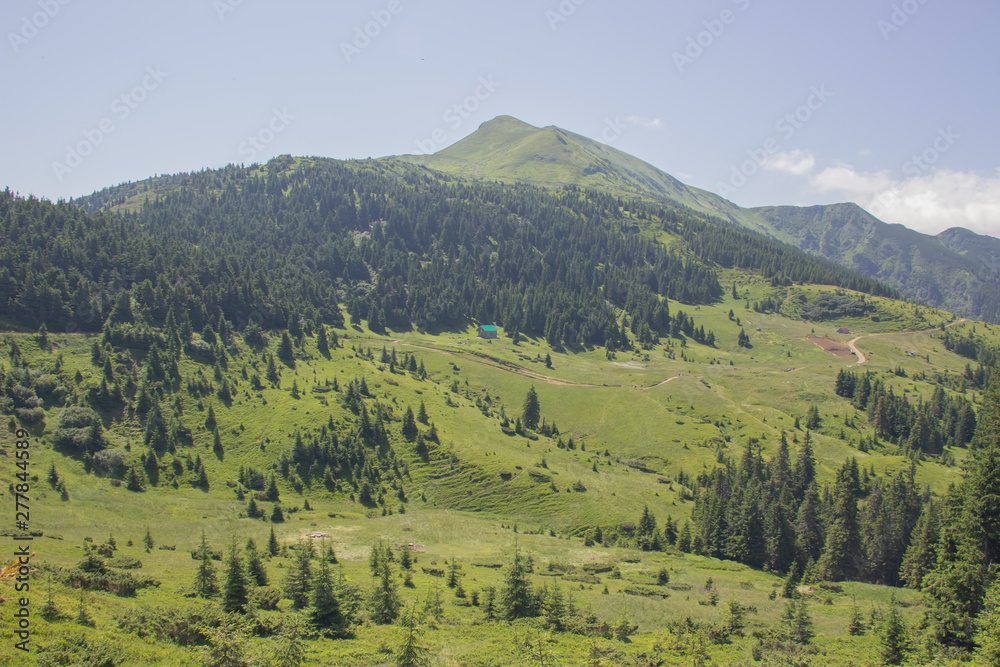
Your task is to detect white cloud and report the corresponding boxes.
[859,148,873,157]
[809,165,1000,237]
[763,150,816,176]
[625,115,663,129]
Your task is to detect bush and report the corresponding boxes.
[54,406,106,453]
[91,450,126,477]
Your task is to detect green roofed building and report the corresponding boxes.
[477,325,498,339]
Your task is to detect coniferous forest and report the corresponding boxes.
[2,154,1000,665]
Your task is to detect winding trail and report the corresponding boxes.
[845,318,965,366]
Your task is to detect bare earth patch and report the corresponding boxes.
[807,336,855,358]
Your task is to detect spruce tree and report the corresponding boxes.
[246,540,269,586]
[278,331,295,363]
[222,537,250,614]
[284,540,313,609]
[878,596,910,665]
[396,605,429,667]
[369,559,401,624]
[310,559,348,637]
[401,406,418,440]
[316,325,330,356]
[522,386,540,431]
[500,544,534,620]
[818,476,863,581]
[193,530,219,597]
[267,526,280,557]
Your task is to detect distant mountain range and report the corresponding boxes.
[395,115,1000,323]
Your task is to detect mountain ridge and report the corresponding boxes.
[392,115,1000,322]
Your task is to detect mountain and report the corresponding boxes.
[394,115,773,234]
[395,116,1000,323]
[7,140,1000,664]
[752,204,1000,323]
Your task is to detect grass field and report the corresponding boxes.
[1,282,996,665]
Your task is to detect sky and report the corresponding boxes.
[2,0,998,238]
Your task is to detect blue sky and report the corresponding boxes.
[2,0,998,237]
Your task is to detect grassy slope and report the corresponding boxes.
[391,115,774,234]
[3,282,998,663]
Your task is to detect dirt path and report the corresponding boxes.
[847,337,867,364]
[846,318,964,366]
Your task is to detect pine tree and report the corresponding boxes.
[396,605,429,667]
[417,401,429,424]
[246,540,269,586]
[899,500,939,589]
[316,324,330,356]
[794,483,823,565]
[278,331,294,363]
[143,527,154,552]
[482,585,498,621]
[677,521,692,553]
[500,543,534,620]
[764,491,796,573]
[818,476,863,582]
[791,598,814,644]
[369,559,401,624]
[542,584,568,631]
[266,354,280,385]
[311,559,348,637]
[975,577,1000,665]
[522,386,541,431]
[402,406,418,440]
[193,530,219,597]
[222,537,250,614]
[878,596,910,665]
[793,433,816,501]
[284,540,313,609]
[267,526,280,557]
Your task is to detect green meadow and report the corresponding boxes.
[2,283,996,665]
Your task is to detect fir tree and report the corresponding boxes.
[396,605,429,667]
[316,324,330,357]
[311,559,348,637]
[246,540,269,586]
[193,530,219,597]
[500,543,534,620]
[818,476,864,581]
[267,526,280,557]
[277,331,295,363]
[284,540,313,609]
[402,406,418,440]
[222,537,250,614]
[877,596,910,665]
[369,559,401,624]
[522,386,540,431]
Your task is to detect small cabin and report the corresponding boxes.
[837,328,851,334]
[477,325,498,339]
